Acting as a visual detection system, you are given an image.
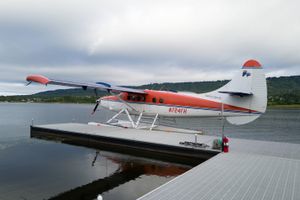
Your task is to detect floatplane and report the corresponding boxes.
[26,59,267,130]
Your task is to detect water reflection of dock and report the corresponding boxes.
[49,154,189,200]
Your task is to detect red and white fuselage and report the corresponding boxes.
[100,89,260,118]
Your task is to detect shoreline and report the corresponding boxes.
[267,104,300,109]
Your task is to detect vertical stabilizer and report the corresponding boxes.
[216,59,267,125]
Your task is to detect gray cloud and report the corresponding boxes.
[0,0,299,95]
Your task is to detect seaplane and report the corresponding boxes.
[26,59,267,130]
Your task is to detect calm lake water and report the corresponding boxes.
[0,103,299,200]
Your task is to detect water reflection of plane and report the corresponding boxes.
[49,151,190,200]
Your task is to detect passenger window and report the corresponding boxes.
[137,96,141,101]
[152,97,157,103]
[159,98,164,103]
[127,95,131,100]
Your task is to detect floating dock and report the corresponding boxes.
[139,138,300,200]
[31,123,219,165]
[31,123,300,200]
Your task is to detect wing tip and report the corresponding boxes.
[26,75,50,85]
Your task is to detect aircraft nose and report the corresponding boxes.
[97,98,102,105]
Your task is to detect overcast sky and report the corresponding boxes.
[0,0,299,95]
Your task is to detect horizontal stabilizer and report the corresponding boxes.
[218,90,252,96]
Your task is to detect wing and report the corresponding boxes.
[26,74,146,94]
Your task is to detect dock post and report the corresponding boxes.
[221,103,225,139]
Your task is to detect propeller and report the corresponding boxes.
[25,81,32,86]
[92,99,101,115]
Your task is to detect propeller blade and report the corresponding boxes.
[25,81,32,86]
[91,100,100,114]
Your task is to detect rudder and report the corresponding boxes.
[217,59,267,125]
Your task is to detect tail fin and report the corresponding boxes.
[216,59,267,125]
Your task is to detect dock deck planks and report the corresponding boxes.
[139,137,300,200]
